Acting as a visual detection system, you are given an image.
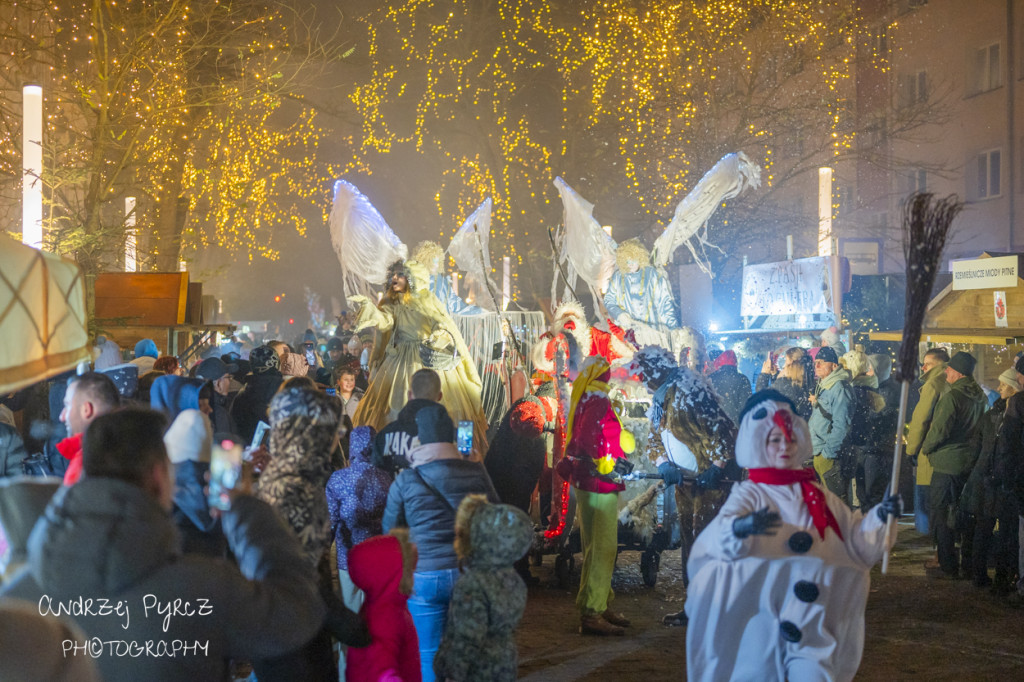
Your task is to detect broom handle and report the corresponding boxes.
[881,379,911,574]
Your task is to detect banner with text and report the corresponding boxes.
[741,257,831,317]
[951,255,1018,290]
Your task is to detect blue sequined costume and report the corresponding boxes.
[603,266,680,329]
[430,274,485,316]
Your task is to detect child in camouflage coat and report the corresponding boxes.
[433,495,533,682]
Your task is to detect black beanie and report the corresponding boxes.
[415,404,455,444]
[948,351,976,377]
[816,346,839,364]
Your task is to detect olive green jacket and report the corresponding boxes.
[905,363,949,485]
[921,375,987,476]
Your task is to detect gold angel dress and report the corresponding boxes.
[349,260,489,455]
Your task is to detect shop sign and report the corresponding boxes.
[951,256,1018,290]
[741,257,831,317]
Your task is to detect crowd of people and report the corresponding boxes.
[1,290,1023,681]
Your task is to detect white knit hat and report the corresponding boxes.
[163,409,213,464]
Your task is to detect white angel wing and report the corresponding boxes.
[329,180,408,299]
[552,177,617,307]
[652,152,761,274]
[447,197,493,281]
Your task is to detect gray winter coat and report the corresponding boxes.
[434,503,533,682]
[0,478,325,682]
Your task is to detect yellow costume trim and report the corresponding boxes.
[566,358,611,445]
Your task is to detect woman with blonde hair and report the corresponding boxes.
[757,347,812,419]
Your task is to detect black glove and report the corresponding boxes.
[908,454,918,467]
[657,462,682,486]
[613,458,635,477]
[876,492,903,522]
[732,507,782,539]
[695,465,726,490]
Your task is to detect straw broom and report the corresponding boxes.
[881,192,963,574]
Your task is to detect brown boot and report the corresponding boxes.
[580,614,625,636]
[601,610,631,627]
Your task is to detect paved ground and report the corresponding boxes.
[516,521,1024,680]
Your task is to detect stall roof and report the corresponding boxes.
[869,329,1024,345]
[0,237,90,394]
[870,252,1024,346]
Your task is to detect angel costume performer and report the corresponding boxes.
[411,240,485,317]
[350,259,489,453]
[685,390,900,682]
[603,239,680,345]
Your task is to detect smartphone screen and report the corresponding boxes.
[457,420,473,457]
[250,421,271,449]
[208,440,243,511]
[325,387,337,396]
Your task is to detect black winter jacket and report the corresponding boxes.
[231,371,283,444]
[708,366,752,424]
[373,398,437,473]
[382,457,498,572]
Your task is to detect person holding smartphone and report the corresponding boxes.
[0,408,327,682]
[383,404,499,682]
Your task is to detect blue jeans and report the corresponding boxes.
[408,567,459,682]
[914,484,930,534]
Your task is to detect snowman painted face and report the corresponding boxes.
[735,396,812,470]
[765,420,801,470]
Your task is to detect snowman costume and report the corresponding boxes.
[685,392,897,682]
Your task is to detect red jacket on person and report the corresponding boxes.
[346,534,420,682]
[56,433,84,486]
[562,392,630,495]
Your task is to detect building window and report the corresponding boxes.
[899,70,928,107]
[976,149,1002,199]
[971,43,1001,94]
[902,169,927,196]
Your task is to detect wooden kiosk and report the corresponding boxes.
[94,272,235,362]
[870,252,1024,388]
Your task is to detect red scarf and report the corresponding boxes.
[747,467,843,541]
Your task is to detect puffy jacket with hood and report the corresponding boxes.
[346,533,421,682]
[327,426,391,571]
[150,374,205,420]
[434,502,533,682]
[0,479,325,682]
[921,375,987,476]
[165,410,224,557]
[808,367,854,461]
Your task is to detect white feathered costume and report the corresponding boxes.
[685,394,895,682]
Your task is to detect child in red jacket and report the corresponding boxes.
[347,530,421,682]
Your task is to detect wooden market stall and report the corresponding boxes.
[94,272,235,363]
[870,252,1024,388]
